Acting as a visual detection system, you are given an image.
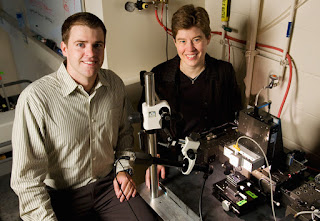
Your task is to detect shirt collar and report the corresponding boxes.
[97,70,110,88]
[57,61,78,97]
[57,61,109,97]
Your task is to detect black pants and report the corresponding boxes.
[47,172,157,221]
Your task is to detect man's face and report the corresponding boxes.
[174,26,211,70]
[61,25,105,84]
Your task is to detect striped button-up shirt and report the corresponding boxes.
[11,63,134,220]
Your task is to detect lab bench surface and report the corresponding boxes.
[138,161,287,221]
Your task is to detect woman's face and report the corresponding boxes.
[174,26,211,70]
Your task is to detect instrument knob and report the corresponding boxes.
[222,200,231,211]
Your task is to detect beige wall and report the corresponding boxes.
[85,0,204,108]
[205,0,320,162]
[101,0,204,84]
[83,0,108,69]
[256,0,320,162]
[1,0,319,162]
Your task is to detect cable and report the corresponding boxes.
[256,43,293,118]
[211,31,247,45]
[255,87,266,106]
[165,2,169,61]
[307,166,320,173]
[155,7,172,35]
[211,31,222,36]
[294,209,320,220]
[235,136,277,221]
[225,34,247,45]
[199,175,208,221]
[114,159,140,221]
[277,53,292,118]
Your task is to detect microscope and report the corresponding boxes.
[126,71,212,199]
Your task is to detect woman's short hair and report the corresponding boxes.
[172,4,211,39]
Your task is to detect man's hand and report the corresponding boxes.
[113,171,137,202]
[145,165,166,189]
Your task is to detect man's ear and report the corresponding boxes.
[61,41,68,57]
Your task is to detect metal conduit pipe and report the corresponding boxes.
[220,0,231,60]
[221,21,228,60]
[243,0,261,106]
[279,0,296,82]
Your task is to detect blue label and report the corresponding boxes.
[286,22,292,37]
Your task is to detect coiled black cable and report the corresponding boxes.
[114,158,140,221]
[199,173,209,221]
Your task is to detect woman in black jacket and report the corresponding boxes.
[141,4,242,188]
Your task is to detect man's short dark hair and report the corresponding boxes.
[172,4,211,40]
[62,12,107,44]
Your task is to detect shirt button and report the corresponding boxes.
[93,157,96,161]
[91,119,95,123]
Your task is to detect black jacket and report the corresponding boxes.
[139,54,242,140]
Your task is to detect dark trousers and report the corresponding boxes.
[47,172,157,221]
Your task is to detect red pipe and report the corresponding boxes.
[155,9,172,35]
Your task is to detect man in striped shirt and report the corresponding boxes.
[11,12,156,221]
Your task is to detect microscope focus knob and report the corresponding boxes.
[222,200,231,211]
[187,149,196,160]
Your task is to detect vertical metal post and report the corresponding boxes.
[144,72,158,198]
